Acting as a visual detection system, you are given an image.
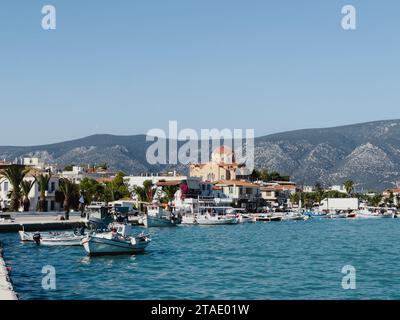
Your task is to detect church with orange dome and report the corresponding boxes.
[189,145,249,182]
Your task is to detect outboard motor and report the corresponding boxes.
[33,233,41,245]
[74,227,86,236]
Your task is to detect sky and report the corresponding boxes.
[0,0,399,146]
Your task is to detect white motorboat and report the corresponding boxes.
[34,234,84,246]
[81,224,151,256]
[256,213,283,222]
[195,213,239,225]
[356,209,381,219]
[241,214,257,223]
[282,212,308,221]
[19,229,86,246]
[182,213,239,225]
[381,212,395,218]
[19,230,34,242]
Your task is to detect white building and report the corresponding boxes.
[329,185,348,194]
[124,173,187,190]
[319,198,359,211]
[60,166,87,184]
[0,174,62,212]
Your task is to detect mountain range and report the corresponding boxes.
[1,119,400,191]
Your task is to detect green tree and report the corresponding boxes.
[162,184,180,204]
[133,180,155,203]
[36,174,52,212]
[385,192,395,207]
[289,192,300,205]
[249,169,260,182]
[20,179,35,212]
[344,180,354,197]
[369,194,382,207]
[97,162,109,170]
[63,165,74,171]
[79,177,105,204]
[396,194,400,210]
[0,165,29,211]
[58,178,79,220]
[100,172,131,203]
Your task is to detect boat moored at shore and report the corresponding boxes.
[81,224,151,256]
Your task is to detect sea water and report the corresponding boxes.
[1,219,400,300]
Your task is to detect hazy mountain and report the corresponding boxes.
[1,120,400,191]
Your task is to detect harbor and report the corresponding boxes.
[1,150,400,300]
[2,218,400,300]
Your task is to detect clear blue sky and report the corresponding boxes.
[0,0,399,146]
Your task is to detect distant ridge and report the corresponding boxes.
[1,119,400,190]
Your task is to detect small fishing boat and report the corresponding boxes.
[256,214,270,222]
[185,213,239,225]
[81,224,151,256]
[145,204,182,228]
[33,233,85,246]
[283,212,308,221]
[256,213,283,222]
[19,230,34,242]
[381,212,395,218]
[19,228,86,246]
[304,211,326,219]
[347,212,357,219]
[242,214,257,223]
[357,213,380,219]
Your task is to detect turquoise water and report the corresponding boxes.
[2,219,400,300]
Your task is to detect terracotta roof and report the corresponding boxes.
[386,188,400,193]
[96,177,114,183]
[156,180,183,186]
[261,185,296,191]
[215,180,259,187]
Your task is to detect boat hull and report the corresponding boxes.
[181,215,239,225]
[195,217,239,225]
[82,236,150,256]
[38,237,84,246]
[145,215,180,228]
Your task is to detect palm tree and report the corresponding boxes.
[289,192,300,206]
[162,184,180,204]
[133,180,155,203]
[344,180,354,197]
[20,179,36,212]
[396,194,400,210]
[369,194,382,207]
[36,174,52,212]
[0,165,29,212]
[58,178,76,220]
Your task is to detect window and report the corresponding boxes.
[50,201,55,211]
[4,182,8,192]
[51,182,56,192]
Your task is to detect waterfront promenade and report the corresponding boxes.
[0,212,86,233]
[0,243,17,300]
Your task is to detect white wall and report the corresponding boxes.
[320,198,359,210]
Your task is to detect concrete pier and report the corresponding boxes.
[0,243,18,300]
[0,212,86,233]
